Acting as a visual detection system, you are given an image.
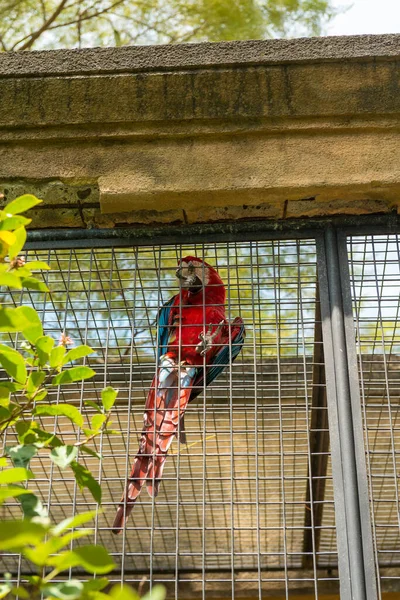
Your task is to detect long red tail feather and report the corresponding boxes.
[112,359,195,534]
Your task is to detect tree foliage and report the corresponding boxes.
[0,0,340,51]
[0,195,164,600]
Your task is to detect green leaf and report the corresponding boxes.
[101,387,118,412]
[16,421,36,443]
[0,381,23,392]
[0,306,42,338]
[0,231,16,256]
[26,576,41,587]
[52,509,98,535]
[62,344,94,365]
[8,225,27,259]
[42,580,83,600]
[0,457,7,467]
[35,389,48,401]
[0,582,12,599]
[0,405,11,424]
[6,444,37,468]
[35,427,63,447]
[83,428,95,437]
[91,414,106,431]
[0,272,22,289]
[0,467,34,484]
[0,486,32,501]
[0,307,21,332]
[0,344,27,383]
[15,421,59,446]
[52,366,96,385]
[5,194,42,215]
[34,404,84,428]
[23,528,91,566]
[110,585,140,600]
[21,276,49,293]
[70,461,101,503]
[24,261,51,271]
[50,345,66,368]
[80,445,101,460]
[0,215,30,230]
[82,578,108,593]
[49,544,115,575]
[10,266,32,278]
[35,335,55,366]
[142,586,166,600]
[10,587,29,600]
[26,370,46,393]
[58,527,94,545]
[0,404,10,419]
[23,544,46,566]
[88,592,110,600]
[50,446,78,469]
[0,519,47,550]
[0,386,10,404]
[18,306,43,343]
[84,400,102,413]
[18,492,49,523]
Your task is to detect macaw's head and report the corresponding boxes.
[175,256,225,301]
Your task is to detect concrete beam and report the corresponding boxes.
[1,35,400,228]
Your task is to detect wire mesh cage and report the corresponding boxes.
[348,234,400,597]
[0,238,341,598]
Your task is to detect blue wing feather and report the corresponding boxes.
[190,320,245,401]
[157,296,176,359]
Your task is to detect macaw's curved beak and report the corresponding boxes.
[175,262,203,294]
[175,266,184,280]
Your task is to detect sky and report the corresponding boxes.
[328,0,400,35]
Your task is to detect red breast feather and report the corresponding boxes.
[170,257,227,365]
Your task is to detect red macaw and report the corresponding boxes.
[112,256,245,534]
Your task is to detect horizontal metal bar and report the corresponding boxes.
[5,565,340,577]
[25,213,400,250]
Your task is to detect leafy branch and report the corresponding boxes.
[14,0,69,50]
[0,0,342,52]
[0,194,164,600]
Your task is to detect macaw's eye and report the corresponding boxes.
[187,261,194,273]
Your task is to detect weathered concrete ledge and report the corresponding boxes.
[1,35,400,228]
[2,35,400,76]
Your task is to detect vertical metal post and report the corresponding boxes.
[302,285,329,569]
[316,228,378,600]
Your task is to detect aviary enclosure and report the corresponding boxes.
[1,221,399,599]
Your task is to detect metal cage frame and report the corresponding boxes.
[3,214,400,600]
